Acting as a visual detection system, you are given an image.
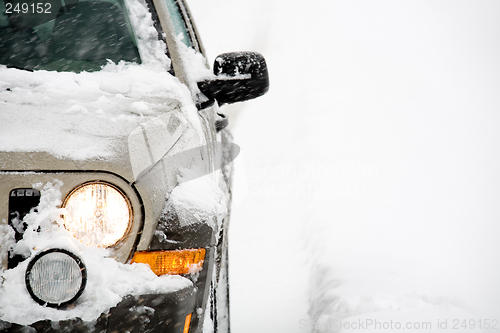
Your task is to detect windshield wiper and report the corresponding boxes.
[6,65,34,72]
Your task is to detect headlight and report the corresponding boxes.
[62,182,132,248]
[25,248,87,308]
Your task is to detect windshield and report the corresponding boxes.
[0,0,140,72]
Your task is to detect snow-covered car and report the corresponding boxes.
[0,0,269,331]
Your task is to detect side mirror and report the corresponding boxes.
[198,52,269,105]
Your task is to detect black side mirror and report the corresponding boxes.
[198,52,269,105]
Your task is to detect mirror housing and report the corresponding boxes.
[198,52,269,105]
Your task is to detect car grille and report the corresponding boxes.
[8,188,40,268]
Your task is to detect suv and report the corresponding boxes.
[0,0,269,332]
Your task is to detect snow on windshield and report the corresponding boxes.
[0,64,195,160]
[0,0,199,161]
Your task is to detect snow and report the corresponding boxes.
[160,172,227,230]
[0,182,192,325]
[188,0,500,332]
[0,64,191,160]
[176,34,213,98]
[123,0,171,69]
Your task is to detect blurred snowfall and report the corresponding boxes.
[188,1,500,333]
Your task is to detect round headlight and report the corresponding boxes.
[25,249,87,308]
[62,182,132,248]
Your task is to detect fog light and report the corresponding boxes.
[25,249,87,308]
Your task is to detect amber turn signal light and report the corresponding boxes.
[131,249,206,275]
[183,313,192,333]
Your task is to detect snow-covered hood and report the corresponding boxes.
[0,64,197,182]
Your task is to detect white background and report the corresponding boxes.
[188,1,500,332]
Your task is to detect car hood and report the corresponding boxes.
[0,65,195,182]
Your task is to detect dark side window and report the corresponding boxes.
[164,0,192,48]
[164,0,201,52]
